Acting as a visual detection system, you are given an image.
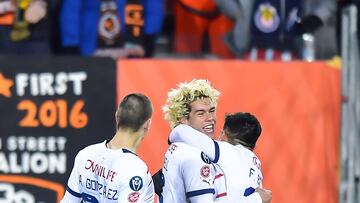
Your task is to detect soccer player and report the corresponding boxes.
[159,79,226,202]
[61,93,155,202]
[169,112,272,203]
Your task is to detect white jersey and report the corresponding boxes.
[216,142,263,202]
[161,142,221,203]
[61,140,154,203]
[170,125,263,203]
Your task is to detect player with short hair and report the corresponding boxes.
[170,112,272,202]
[61,93,155,203]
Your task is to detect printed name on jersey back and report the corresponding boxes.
[249,168,263,186]
[257,174,262,186]
[78,175,118,200]
[84,159,117,182]
[252,156,261,170]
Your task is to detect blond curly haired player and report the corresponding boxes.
[157,79,227,203]
[158,79,271,203]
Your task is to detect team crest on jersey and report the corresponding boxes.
[200,165,211,178]
[254,2,280,33]
[129,176,143,191]
[128,192,140,202]
[200,152,212,164]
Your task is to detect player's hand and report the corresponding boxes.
[256,187,272,203]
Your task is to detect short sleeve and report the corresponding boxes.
[61,151,83,201]
[117,168,155,203]
[181,152,215,199]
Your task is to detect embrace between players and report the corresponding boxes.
[61,79,272,203]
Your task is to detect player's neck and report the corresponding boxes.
[108,129,144,153]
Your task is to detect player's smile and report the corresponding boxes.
[203,124,214,134]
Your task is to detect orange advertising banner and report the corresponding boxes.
[117,60,341,203]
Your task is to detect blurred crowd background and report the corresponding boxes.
[0,0,357,61]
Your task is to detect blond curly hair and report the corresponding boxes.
[163,79,220,128]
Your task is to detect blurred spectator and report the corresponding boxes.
[59,0,164,59]
[0,0,60,55]
[295,0,338,59]
[173,0,234,58]
[215,0,254,58]
[221,0,338,60]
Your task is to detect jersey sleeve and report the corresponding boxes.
[117,167,155,203]
[239,155,263,202]
[181,152,216,200]
[238,192,263,203]
[189,193,217,203]
[60,151,83,202]
[169,124,220,163]
[60,191,82,203]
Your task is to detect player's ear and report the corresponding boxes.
[144,118,152,131]
[115,108,120,130]
[220,130,228,142]
[180,117,188,125]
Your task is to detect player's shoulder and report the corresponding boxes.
[234,144,262,167]
[170,142,213,165]
[121,149,149,171]
[76,141,105,159]
[168,142,203,156]
[216,140,233,148]
[117,153,151,183]
[215,140,237,156]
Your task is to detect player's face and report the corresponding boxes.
[182,97,216,139]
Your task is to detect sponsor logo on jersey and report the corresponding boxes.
[129,176,143,191]
[128,191,140,203]
[200,165,210,178]
[200,152,211,164]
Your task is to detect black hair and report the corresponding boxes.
[116,93,153,132]
[223,112,262,150]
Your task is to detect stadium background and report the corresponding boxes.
[0,57,341,202]
[1,0,359,202]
